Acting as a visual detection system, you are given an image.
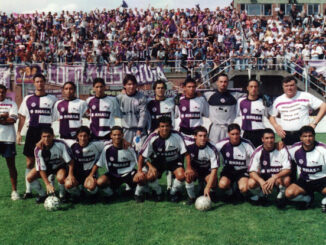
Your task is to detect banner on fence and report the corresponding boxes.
[47,64,167,86]
[15,65,42,84]
[0,67,10,88]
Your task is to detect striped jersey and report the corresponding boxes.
[187,142,220,170]
[147,97,175,131]
[0,98,18,142]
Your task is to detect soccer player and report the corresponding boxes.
[0,85,20,200]
[86,77,121,141]
[134,117,196,204]
[175,77,209,145]
[53,81,87,146]
[187,126,219,199]
[237,79,271,147]
[27,127,76,203]
[88,126,137,200]
[203,74,245,144]
[65,126,105,201]
[116,74,148,144]
[147,80,175,132]
[286,126,326,212]
[17,73,57,199]
[269,75,326,145]
[248,128,291,206]
[216,123,255,201]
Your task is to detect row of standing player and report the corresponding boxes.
[0,73,326,209]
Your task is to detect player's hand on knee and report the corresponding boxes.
[46,183,55,194]
[134,171,146,183]
[185,168,195,182]
[147,167,158,181]
[85,176,96,189]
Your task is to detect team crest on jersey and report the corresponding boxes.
[220,98,225,103]
[75,150,80,154]
[299,159,304,164]
[263,160,268,166]
[158,148,163,152]
[152,107,157,112]
[243,108,248,114]
[226,152,230,157]
[61,107,65,112]
[191,153,194,157]
[31,102,36,107]
[92,105,96,110]
[110,157,115,162]
[133,100,139,106]
[261,169,265,173]
[182,106,187,111]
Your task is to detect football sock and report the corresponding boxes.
[170,179,183,195]
[135,185,145,196]
[125,184,131,191]
[291,195,311,203]
[25,168,32,193]
[58,183,65,198]
[30,180,46,197]
[48,174,55,187]
[66,186,81,196]
[225,188,233,196]
[185,182,196,199]
[87,186,98,195]
[250,187,264,197]
[102,187,113,197]
[277,185,285,199]
[148,179,162,195]
[166,171,173,190]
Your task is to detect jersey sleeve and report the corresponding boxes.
[9,101,18,121]
[201,97,209,117]
[280,148,291,170]
[209,145,220,169]
[248,150,261,172]
[245,142,255,160]
[270,99,279,117]
[141,137,154,158]
[112,97,122,118]
[35,148,47,171]
[52,101,60,122]
[80,100,88,117]
[178,134,187,155]
[60,142,72,164]
[96,147,109,170]
[308,93,323,110]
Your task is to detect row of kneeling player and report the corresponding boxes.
[26,117,326,212]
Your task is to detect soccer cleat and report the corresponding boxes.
[11,191,20,201]
[134,195,144,203]
[35,195,47,204]
[22,192,33,199]
[249,195,260,206]
[169,194,180,203]
[153,193,164,202]
[321,204,326,213]
[59,195,69,204]
[186,197,196,205]
[296,195,314,210]
[276,198,287,209]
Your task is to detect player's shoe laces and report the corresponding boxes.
[11,191,20,201]
[22,192,33,199]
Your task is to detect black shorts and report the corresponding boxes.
[45,164,67,176]
[151,160,184,176]
[193,167,211,180]
[295,177,326,194]
[105,170,136,189]
[74,168,97,185]
[243,129,264,148]
[0,142,16,158]
[260,173,272,181]
[282,130,301,146]
[220,166,249,183]
[24,126,49,157]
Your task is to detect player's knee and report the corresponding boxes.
[283,176,291,187]
[218,180,229,190]
[248,178,257,189]
[239,184,248,193]
[85,182,96,191]
[285,187,295,198]
[321,188,326,195]
[97,176,109,187]
[175,172,185,182]
[56,175,66,185]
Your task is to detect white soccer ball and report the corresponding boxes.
[44,195,60,211]
[195,195,212,211]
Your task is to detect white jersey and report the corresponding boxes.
[271,91,323,131]
[215,138,255,171]
[71,141,105,171]
[175,95,209,134]
[187,142,220,170]
[86,95,121,138]
[0,99,18,142]
[18,94,57,127]
[289,141,326,181]
[140,130,187,163]
[249,145,291,175]
[237,97,270,131]
[96,145,137,176]
[35,140,72,171]
[53,98,87,139]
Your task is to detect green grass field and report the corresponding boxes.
[1,135,326,245]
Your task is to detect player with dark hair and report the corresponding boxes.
[0,85,20,200]
[86,77,121,141]
[88,126,138,200]
[17,73,57,199]
[237,79,271,147]
[65,126,106,202]
[286,126,326,212]
[248,128,291,207]
[26,127,76,203]
[215,123,255,201]
[175,77,209,145]
[53,81,87,146]
[134,116,196,203]
[186,126,219,200]
[270,75,326,146]
[116,74,148,144]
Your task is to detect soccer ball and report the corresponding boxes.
[195,196,212,211]
[44,195,60,211]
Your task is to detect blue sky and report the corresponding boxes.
[1,0,232,13]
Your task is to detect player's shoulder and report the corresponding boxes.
[316,141,326,151]
[206,141,219,153]
[86,95,95,103]
[46,94,58,101]
[53,139,69,148]
[241,137,255,147]
[288,141,302,151]
[1,98,17,106]
[215,137,230,148]
[251,145,263,157]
